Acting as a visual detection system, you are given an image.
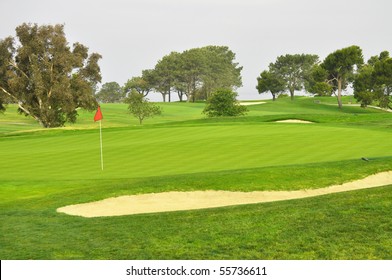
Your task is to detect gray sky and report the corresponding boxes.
[1,0,391,101]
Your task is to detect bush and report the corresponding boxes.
[203,88,248,117]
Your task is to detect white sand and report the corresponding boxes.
[275,119,313,123]
[239,101,266,106]
[57,171,392,218]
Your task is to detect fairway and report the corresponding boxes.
[1,97,392,259]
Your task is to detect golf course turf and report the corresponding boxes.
[1,97,392,259]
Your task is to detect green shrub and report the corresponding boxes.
[203,88,248,117]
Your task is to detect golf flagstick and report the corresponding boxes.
[94,106,104,170]
[99,119,103,170]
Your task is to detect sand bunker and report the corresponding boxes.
[57,171,392,218]
[275,119,313,123]
[239,101,266,106]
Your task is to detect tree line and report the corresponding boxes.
[0,23,243,127]
[97,45,243,103]
[1,23,391,128]
[256,45,392,110]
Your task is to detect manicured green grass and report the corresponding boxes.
[1,122,392,181]
[0,105,41,134]
[0,102,206,133]
[1,96,392,259]
[73,102,207,128]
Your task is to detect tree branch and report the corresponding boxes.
[9,60,29,80]
[326,76,338,84]
[17,102,31,115]
[17,101,42,125]
[0,85,43,125]
[0,85,19,102]
[48,61,54,99]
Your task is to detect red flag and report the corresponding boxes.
[94,106,103,122]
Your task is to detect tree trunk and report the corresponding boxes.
[178,92,183,102]
[337,78,343,109]
[162,93,166,102]
[0,88,46,126]
[290,88,294,101]
[17,102,46,127]
[272,93,276,101]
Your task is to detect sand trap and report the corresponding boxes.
[239,101,266,106]
[275,119,313,123]
[57,171,392,218]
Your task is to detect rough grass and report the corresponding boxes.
[1,177,391,259]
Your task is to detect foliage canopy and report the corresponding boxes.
[308,45,363,108]
[126,46,243,102]
[0,23,101,127]
[354,51,392,109]
[256,70,286,101]
[269,54,319,100]
[126,90,162,124]
[95,82,124,103]
[257,54,318,101]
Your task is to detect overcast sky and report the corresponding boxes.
[1,0,391,101]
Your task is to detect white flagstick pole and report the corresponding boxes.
[99,119,104,171]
